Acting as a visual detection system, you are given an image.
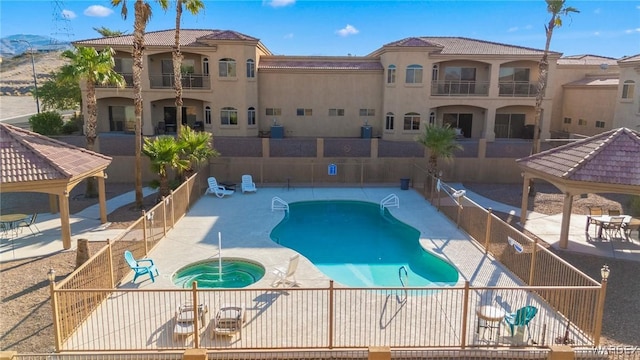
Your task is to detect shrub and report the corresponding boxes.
[29,111,64,135]
[628,195,640,216]
[61,119,80,134]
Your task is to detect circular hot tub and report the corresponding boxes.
[172,258,265,288]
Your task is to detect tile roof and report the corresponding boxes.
[259,57,383,70]
[557,54,619,66]
[619,54,640,63]
[0,123,112,184]
[516,128,640,186]
[382,37,554,56]
[564,75,619,87]
[74,29,257,47]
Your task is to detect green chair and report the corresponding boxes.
[124,250,159,283]
[504,305,538,339]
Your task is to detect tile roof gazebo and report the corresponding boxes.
[0,123,112,249]
[516,127,640,249]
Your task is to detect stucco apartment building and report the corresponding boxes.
[75,30,640,183]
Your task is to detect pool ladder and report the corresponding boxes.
[398,265,408,304]
[380,194,399,213]
[271,196,289,212]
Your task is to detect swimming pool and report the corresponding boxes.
[270,200,459,287]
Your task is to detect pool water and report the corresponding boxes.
[172,259,265,288]
[270,200,459,287]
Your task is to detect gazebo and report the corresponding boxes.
[516,127,640,249]
[0,123,112,249]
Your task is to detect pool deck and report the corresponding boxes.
[62,187,592,350]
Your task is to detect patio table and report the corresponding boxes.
[0,213,28,237]
[589,215,631,239]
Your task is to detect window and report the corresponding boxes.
[248,107,256,125]
[359,109,375,116]
[494,113,525,138]
[246,59,255,78]
[405,65,423,84]
[297,108,312,116]
[266,108,281,116]
[114,58,133,73]
[221,107,238,125]
[329,108,345,116]
[445,67,476,81]
[595,120,605,128]
[108,105,135,132]
[203,58,209,75]
[622,80,635,99]
[181,59,195,74]
[387,65,396,84]
[429,112,436,125]
[205,106,211,124]
[499,67,530,82]
[218,58,236,77]
[403,112,420,130]
[385,112,394,130]
[563,117,572,124]
[432,65,439,81]
[578,119,587,126]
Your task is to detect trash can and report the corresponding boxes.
[400,178,410,190]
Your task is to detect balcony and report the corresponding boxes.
[96,73,133,88]
[431,81,489,96]
[149,73,210,90]
[499,82,538,97]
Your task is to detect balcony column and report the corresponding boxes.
[488,62,501,98]
[482,107,496,142]
[142,101,154,135]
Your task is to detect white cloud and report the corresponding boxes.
[265,0,295,8]
[61,9,76,19]
[524,24,533,30]
[507,26,519,32]
[283,33,294,39]
[336,24,359,37]
[594,8,601,14]
[637,5,640,10]
[84,5,114,17]
[594,31,600,36]
[625,28,640,34]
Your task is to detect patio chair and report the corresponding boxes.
[211,303,246,339]
[504,305,538,341]
[17,213,40,235]
[173,303,208,341]
[241,174,257,194]
[602,216,625,240]
[608,209,621,216]
[124,250,159,283]
[206,177,235,198]
[271,254,300,288]
[586,206,604,236]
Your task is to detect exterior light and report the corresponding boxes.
[601,265,610,281]
[47,268,56,282]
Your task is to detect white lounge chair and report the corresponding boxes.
[271,254,300,288]
[241,174,257,194]
[207,177,234,198]
[211,303,246,339]
[173,303,208,341]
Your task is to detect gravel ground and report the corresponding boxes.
[0,182,637,352]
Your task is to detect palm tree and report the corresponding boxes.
[415,124,463,177]
[111,0,170,209]
[142,136,189,199]
[61,46,125,197]
[173,0,204,137]
[93,26,128,37]
[177,125,218,179]
[529,0,579,194]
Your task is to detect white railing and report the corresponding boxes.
[271,196,289,212]
[380,193,399,211]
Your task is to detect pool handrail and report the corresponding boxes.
[271,196,289,212]
[380,194,399,211]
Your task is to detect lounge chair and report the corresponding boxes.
[206,177,235,198]
[211,303,246,338]
[124,250,159,283]
[504,305,538,341]
[173,303,208,341]
[241,174,257,193]
[271,254,300,288]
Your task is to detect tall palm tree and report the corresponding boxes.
[61,46,125,197]
[416,124,463,177]
[111,0,169,209]
[177,125,218,179]
[173,0,204,137]
[142,136,189,199]
[529,0,579,194]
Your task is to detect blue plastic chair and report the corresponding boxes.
[124,250,159,283]
[504,305,538,339]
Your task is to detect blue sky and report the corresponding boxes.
[1,0,638,58]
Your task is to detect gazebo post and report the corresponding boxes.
[520,174,530,224]
[559,192,574,249]
[48,194,59,213]
[98,175,108,224]
[58,191,72,249]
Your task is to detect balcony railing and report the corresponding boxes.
[96,73,133,88]
[149,73,210,89]
[431,80,490,96]
[499,81,538,97]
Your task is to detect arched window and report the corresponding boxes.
[221,107,238,125]
[205,106,211,124]
[202,58,209,75]
[622,80,635,99]
[387,65,396,84]
[429,111,436,125]
[248,107,256,125]
[403,112,420,130]
[218,58,236,77]
[385,112,394,130]
[246,59,255,78]
[405,65,423,84]
[432,64,439,81]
